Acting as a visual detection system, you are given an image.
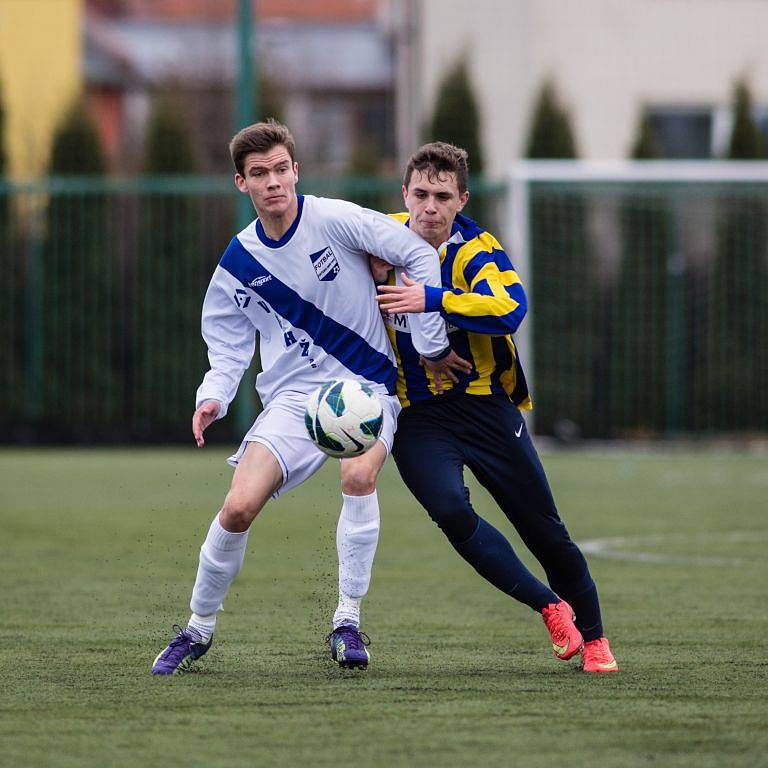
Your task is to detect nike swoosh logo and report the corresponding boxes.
[515,424,523,438]
[597,660,618,669]
[341,429,366,453]
[553,641,569,655]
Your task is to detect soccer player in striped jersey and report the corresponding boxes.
[151,122,470,675]
[373,142,619,673]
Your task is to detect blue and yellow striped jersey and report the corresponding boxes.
[384,212,532,410]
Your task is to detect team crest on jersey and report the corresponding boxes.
[309,246,341,281]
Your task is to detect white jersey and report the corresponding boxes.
[196,194,448,417]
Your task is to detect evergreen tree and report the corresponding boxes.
[611,112,669,435]
[258,75,284,126]
[526,80,578,159]
[524,80,598,436]
[0,80,19,424]
[43,99,117,434]
[705,80,768,429]
[134,94,204,434]
[728,81,766,160]
[426,59,487,222]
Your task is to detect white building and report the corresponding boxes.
[393,0,768,172]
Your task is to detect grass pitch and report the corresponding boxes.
[1,446,766,767]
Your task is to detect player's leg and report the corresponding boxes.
[326,441,387,668]
[152,442,282,675]
[391,401,561,614]
[328,394,399,669]
[463,396,617,670]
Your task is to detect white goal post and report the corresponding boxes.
[503,160,768,436]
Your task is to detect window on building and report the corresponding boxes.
[646,107,714,159]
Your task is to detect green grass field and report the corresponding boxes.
[1,447,767,767]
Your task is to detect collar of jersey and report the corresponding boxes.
[255,194,304,248]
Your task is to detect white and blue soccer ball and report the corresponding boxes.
[305,379,383,458]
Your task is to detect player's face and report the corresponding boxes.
[235,146,299,220]
[403,169,469,247]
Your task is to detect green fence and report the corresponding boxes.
[4,172,765,442]
[526,178,768,438]
[0,175,504,443]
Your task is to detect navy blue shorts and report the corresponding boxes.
[392,393,588,587]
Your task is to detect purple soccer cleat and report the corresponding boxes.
[326,625,371,669]
[152,625,212,675]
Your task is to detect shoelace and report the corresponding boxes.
[325,627,371,649]
[167,624,202,650]
[584,639,611,662]
[546,609,571,644]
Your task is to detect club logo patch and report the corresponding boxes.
[309,246,341,282]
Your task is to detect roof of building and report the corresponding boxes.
[84,14,392,90]
[88,0,380,24]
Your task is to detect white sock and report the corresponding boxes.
[333,491,380,629]
[187,612,217,643]
[189,513,250,620]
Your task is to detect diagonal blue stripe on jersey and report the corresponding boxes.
[220,236,397,392]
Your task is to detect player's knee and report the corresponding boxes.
[340,462,377,496]
[220,493,261,532]
[426,488,476,542]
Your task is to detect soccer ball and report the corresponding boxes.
[305,379,383,458]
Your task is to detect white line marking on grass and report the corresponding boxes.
[580,530,768,566]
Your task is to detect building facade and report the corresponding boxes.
[396,0,768,171]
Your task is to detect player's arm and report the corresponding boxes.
[378,239,527,335]
[194,267,256,446]
[356,208,450,359]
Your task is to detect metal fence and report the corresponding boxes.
[0,175,504,443]
[506,162,768,439]
[4,168,766,443]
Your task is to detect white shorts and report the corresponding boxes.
[227,390,401,497]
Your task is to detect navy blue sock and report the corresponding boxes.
[550,571,603,642]
[452,516,557,611]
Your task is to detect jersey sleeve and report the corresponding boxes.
[357,208,449,359]
[423,233,528,335]
[195,265,256,418]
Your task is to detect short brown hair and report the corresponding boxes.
[229,118,296,175]
[403,141,469,194]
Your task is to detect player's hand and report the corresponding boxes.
[369,255,394,284]
[376,273,426,313]
[192,400,222,447]
[421,350,473,393]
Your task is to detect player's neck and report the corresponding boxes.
[257,197,299,241]
[424,226,450,251]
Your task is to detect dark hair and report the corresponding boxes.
[229,118,296,175]
[403,141,469,193]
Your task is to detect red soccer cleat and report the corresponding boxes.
[541,600,584,660]
[581,637,619,673]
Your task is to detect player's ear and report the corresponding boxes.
[401,185,408,205]
[457,190,469,211]
[234,173,248,194]
[293,162,299,183]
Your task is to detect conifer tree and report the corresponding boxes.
[611,112,669,434]
[706,80,768,429]
[0,80,18,423]
[135,94,204,433]
[43,99,116,432]
[525,80,597,436]
[426,59,486,222]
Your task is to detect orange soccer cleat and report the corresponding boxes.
[581,637,619,673]
[541,600,584,660]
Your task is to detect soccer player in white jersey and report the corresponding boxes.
[151,120,470,674]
